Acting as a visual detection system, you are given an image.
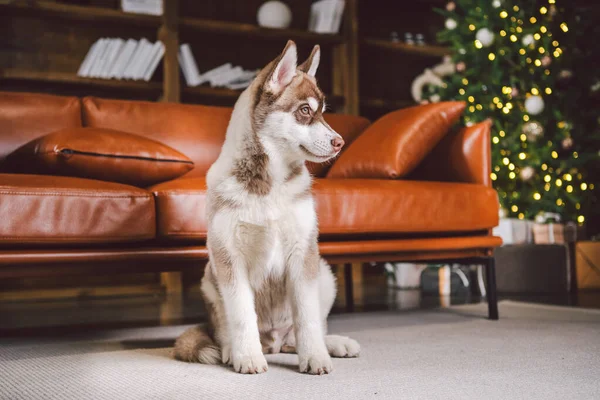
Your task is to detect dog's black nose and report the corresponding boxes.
[331,136,344,152]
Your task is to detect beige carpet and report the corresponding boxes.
[1,301,599,400]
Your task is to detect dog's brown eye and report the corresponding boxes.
[300,106,311,115]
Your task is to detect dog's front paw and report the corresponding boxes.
[299,351,333,375]
[232,352,268,374]
[325,335,361,358]
[221,345,232,365]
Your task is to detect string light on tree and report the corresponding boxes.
[436,0,593,223]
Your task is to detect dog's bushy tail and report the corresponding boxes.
[173,325,220,364]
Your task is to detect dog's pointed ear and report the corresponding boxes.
[298,45,320,77]
[267,40,297,93]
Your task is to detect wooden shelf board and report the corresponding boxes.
[180,17,344,45]
[0,70,162,92]
[184,85,344,107]
[362,38,450,57]
[0,1,161,27]
[360,97,416,110]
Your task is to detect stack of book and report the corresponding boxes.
[179,44,258,90]
[77,38,165,81]
[308,0,345,34]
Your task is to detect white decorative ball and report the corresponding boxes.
[492,0,502,8]
[523,121,544,141]
[525,95,545,115]
[522,34,535,47]
[499,208,507,218]
[520,166,535,181]
[445,18,458,30]
[476,28,495,47]
[257,1,292,29]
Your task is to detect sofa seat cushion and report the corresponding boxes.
[149,177,207,240]
[148,177,498,241]
[314,179,499,236]
[0,174,155,245]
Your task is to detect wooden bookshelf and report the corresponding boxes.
[362,38,450,58]
[0,69,162,93]
[0,0,446,117]
[180,17,344,45]
[0,1,161,27]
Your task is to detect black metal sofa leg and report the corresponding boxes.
[484,257,499,320]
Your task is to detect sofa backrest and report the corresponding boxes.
[82,96,371,177]
[0,91,371,178]
[0,92,82,168]
[82,97,232,178]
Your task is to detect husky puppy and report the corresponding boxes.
[174,41,360,375]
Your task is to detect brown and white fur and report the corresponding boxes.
[173,41,359,375]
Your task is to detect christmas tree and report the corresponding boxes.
[433,0,597,225]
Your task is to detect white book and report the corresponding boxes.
[211,66,243,87]
[77,41,95,77]
[197,63,232,85]
[133,40,155,80]
[139,41,161,79]
[143,41,165,81]
[94,38,117,78]
[100,38,124,78]
[77,39,100,77]
[89,38,109,78]
[121,0,163,16]
[225,81,253,90]
[178,50,193,86]
[109,39,138,79]
[332,0,345,33]
[180,44,201,86]
[115,40,140,79]
[123,38,149,79]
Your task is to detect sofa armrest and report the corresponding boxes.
[409,120,492,186]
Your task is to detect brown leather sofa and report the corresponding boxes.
[0,92,501,319]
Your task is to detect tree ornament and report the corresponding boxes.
[492,0,502,8]
[562,137,573,150]
[541,56,552,67]
[456,61,466,72]
[445,19,457,30]
[511,87,519,96]
[525,95,545,115]
[522,121,544,141]
[458,48,466,55]
[559,70,573,80]
[520,166,535,181]
[476,28,494,47]
[446,2,455,11]
[411,57,455,103]
[522,34,535,47]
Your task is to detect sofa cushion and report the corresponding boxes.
[314,179,499,236]
[0,92,81,167]
[6,127,194,187]
[147,177,498,241]
[327,102,466,179]
[149,177,207,240]
[0,174,155,245]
